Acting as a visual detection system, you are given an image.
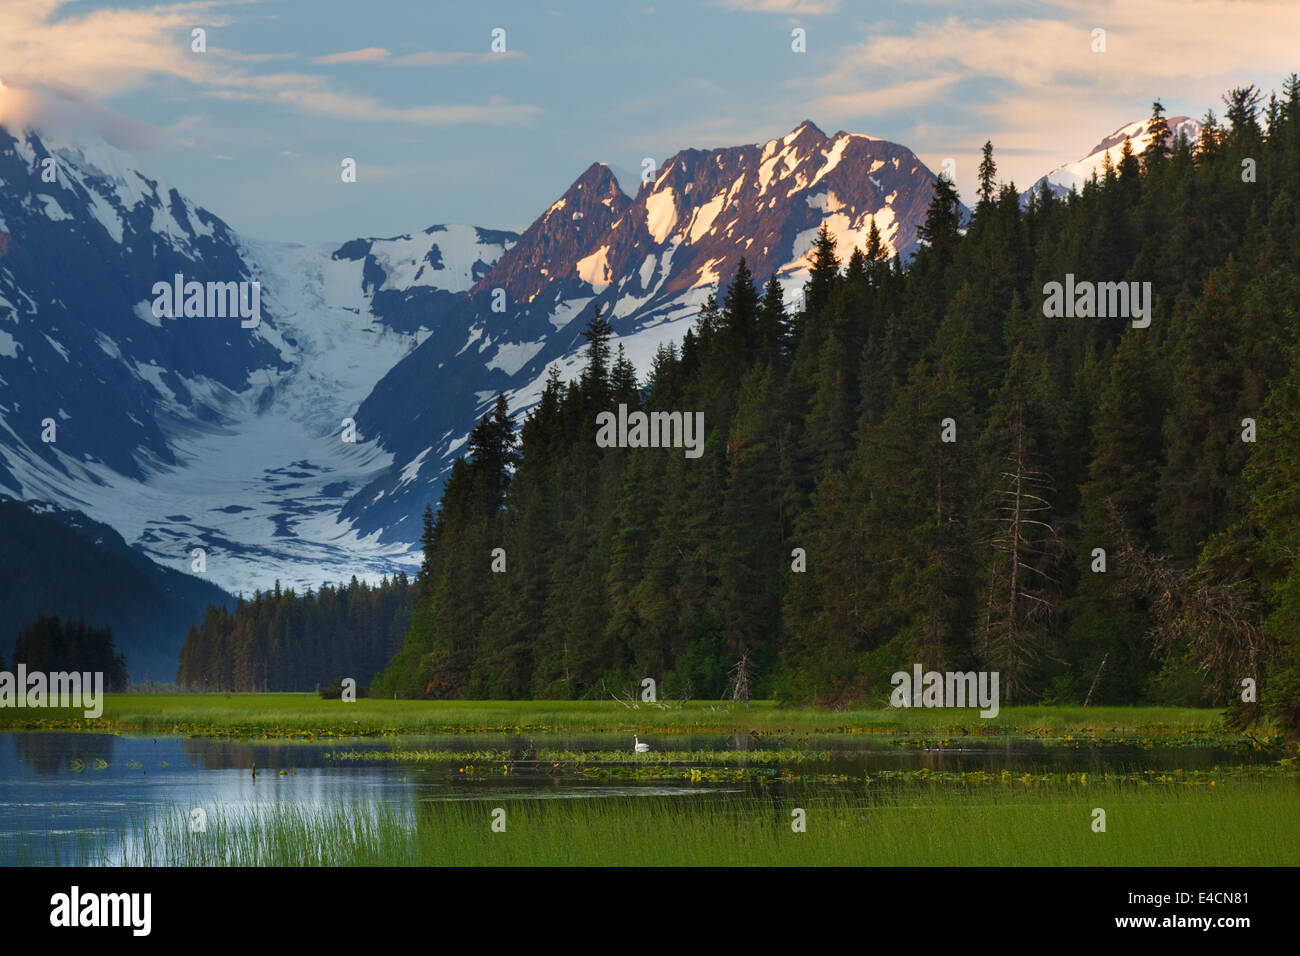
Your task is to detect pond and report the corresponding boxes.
[0,730,1278,865]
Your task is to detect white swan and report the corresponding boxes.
[634,735,650,753]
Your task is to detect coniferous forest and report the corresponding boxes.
[11,616,129,692]
[0,497,233,682]
[175,575,412,692]
[366,81,1300,736]
[9,5,1300,885]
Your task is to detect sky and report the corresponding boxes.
[1,0,1297,243]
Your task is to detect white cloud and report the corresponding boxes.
[390,50,525,66]
[311,47,391,65]
[0,80,164,150]
[272,88,541,126]
[813,75,964,118]
[801,0,1300,197]
[0,0,221,93]
[0,1,541,134]
[716,0,841,14]
[817,2,1300,110]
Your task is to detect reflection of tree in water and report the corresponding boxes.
[12,732,116,776]
[180,738,254,771]
[177,737,313,773]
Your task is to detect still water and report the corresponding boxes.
[0,730,1265,865]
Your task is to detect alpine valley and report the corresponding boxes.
[0,114,1176,676]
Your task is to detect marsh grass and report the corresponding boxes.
[324,747,1284,770]
[59,778,1300,867]
[0,695,1262,742]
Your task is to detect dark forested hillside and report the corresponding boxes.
[11,616,129,691]
[175,574,412,692]
[374,79,1300,733]
[0,496,233,681]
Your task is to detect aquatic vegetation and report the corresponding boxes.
[319,738,1298,795]
[324,747,835,765]
[565,763,1297,787]
[33,780,1300,867]
[6,711,1296,868]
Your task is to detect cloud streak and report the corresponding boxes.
[310,47,391,65]
[0,0,541,135]
[390,50,525,66]
[716,0,840,14]
[0,79,164,150]
[798,0,1300,198]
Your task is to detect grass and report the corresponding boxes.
[48,778,1300,866]
[325,748,1287,770]
[6,695,1292,867]
[0,693,1265,741]
[334,756,1297,786]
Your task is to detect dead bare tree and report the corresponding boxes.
[600,677,685,711]
[1083,652,1109,708]
[728,650,753,705]
[601,678,639,709]
[980,398,1063,701]
[1103,500,1270,700]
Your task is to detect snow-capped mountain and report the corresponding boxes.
[1021,116,1202,202]
[0,125,286,486]
[0,123,514,595]
[343,120,954,541]
[1,117,954,591]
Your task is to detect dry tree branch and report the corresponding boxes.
[1102,500,1271,688]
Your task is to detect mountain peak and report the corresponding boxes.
[1021,115,1202,204]
[472,159,631,302]
[571,161,623,192]
[786,119,827,143]
[555,161,628,210]
[1087,115,1196,158]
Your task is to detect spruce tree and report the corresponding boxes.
[1142,100,1172,168]
[977,139,997,208]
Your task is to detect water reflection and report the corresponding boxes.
[0,729,1274,865]
[12,732,118,775]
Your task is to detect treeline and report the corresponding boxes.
[375,79,1300,734]
[11,615,129,690]
[175,574,412,692]
[0,496,233,682]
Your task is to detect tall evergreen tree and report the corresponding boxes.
[977,139,998,208]
[1142,99,1172,168]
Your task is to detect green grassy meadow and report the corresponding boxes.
[0,693,1267,740]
